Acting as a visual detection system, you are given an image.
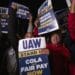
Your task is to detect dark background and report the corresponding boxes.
[0,0,67,18]
[0,0,45,18]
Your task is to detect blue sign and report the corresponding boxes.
[19,54,51,75]
[16,3,30,19]
[0,7,8,14]
[38,9,59,35]
[38,0,48,14]
[0,15,9,34]
[38,0,59,35]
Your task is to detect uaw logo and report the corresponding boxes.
[18,35,50,75]
[18,37,46,57]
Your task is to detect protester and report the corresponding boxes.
[33,18,71,75]
[8,2,33,49]
[0,3,15,74]
[46,31,70,75]
[8,2,33,75]
[24,16,49,55]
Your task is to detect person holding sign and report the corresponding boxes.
[8,2,33,50]
[24,17,49,55]
[46,31,71,75]
[8,2,33,75]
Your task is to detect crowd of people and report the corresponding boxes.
[0,0,75,75]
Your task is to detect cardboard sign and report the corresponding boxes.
[19,54,50,75]
[18,37,46,52]
[18,37,50,75]
[0,7,8,14]
[16,3,30,19]
[38,0,59,35]
[1,17,9,34]
[0,7,9,34]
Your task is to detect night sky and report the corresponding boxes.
[0,0,45,18]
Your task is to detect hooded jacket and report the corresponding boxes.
[47,43,70,75]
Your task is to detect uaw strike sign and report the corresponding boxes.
[0,7,9,34]
[18,37,46,52]
[0,7,8,14]
[16,3,30,19]
[38,0,59,35]
[18,37,51,75]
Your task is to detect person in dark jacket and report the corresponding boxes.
[8,2,33,50]
[8,2,33,75]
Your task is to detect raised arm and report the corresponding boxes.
[27,14,33,33]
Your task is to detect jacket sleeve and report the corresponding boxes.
[68,13,75,42]
[8,7,18,50]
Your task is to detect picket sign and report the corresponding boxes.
[38,0,59,35]
[16,2,30,19]
[18,37,46,52]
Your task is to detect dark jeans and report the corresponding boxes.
[0,34,10,74]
